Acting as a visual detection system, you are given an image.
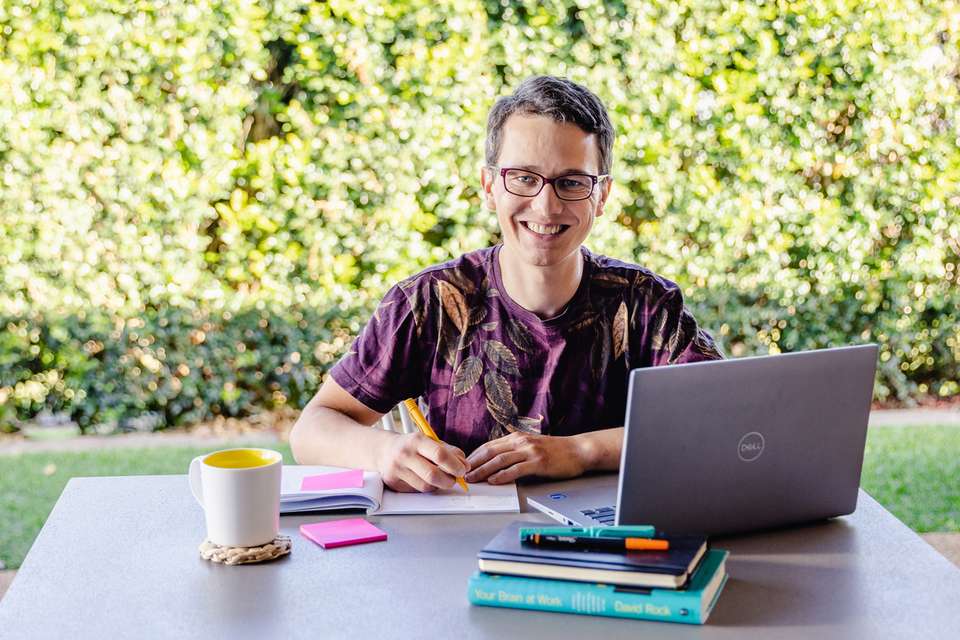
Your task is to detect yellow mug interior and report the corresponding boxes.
[204,449,279,469]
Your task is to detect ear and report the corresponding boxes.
[594,177,612,218]
[479,166,496,212]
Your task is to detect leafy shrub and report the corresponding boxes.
[1,306,355,433]
[1,0,958,431]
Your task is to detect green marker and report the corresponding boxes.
[518,525,655,540]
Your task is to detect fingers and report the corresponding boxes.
[415,438,468,477]
[465,450,526,483]
[406,452,459,491]
[379,434,456,493]
[465,433,516,472]
[465,438,502,469]
[487,460,539,484]
[383,476,417,493]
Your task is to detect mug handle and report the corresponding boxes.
[188,456,204,507]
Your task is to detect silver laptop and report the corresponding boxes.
[527,345,878,535]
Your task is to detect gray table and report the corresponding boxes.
[1,473,958,639]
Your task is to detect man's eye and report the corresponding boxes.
[559,178,588,189]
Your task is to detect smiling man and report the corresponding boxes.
[290,76,722,492]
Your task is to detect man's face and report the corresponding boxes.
[481,114,611,269]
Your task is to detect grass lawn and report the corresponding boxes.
[1,426,958,570]
[860,425,959,532]
[0,443,294,571]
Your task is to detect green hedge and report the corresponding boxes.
[0,307,354,431]
[1,0,958,432]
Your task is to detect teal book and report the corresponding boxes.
[468,549,729,625]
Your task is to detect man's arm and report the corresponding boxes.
[465,427,623,485]
[289,375,389,469]
[289,376,468,492]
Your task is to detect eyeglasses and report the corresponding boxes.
[494,167,609,201]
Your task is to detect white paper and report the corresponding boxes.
[277,465,519,515]
[279,466,383,514]
[378,481,520,515]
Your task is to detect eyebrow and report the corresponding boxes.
[511,164,595,175]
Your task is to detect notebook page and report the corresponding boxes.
[377,481,519,515]
[279,466,384,513]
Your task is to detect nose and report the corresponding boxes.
[531,181,564,216]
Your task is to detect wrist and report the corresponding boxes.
[570,432,600,473]
[372,430,399,473]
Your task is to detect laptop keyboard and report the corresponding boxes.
[580,505,616,525]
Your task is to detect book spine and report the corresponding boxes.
[467,572,708,624]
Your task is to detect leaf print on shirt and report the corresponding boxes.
[591,320,611,382]
[435,282,466,367]
[453,355,483,396]
[454,307,487,353]
[633,271,650,288]
[444,268,476,295]
[516,414,544,434]
[436,307,460,367]
[401,285,427,339]
[650,307,669,351]
[613,301,628,360]
[411,291,424,338]
[481,322,498,331]
[694,329,723,359]
[468,305,488,327]
[592,272,631,288]
[570,311,600,333]
[484,370,518,428]
[484,340,520,376]
[666,322,683,363]
[436,280,468,333]
[506,317,535,354]
[458,332,476,351]
[480,273,500,298]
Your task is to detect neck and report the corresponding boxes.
[498,247,583,319]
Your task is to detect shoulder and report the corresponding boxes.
[395,246,496,303]
[583,247,681,306]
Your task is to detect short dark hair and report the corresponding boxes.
[485,76,615,175]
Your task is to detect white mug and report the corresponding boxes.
[188,448,282,547]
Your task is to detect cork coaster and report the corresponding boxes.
[199,535,292,566]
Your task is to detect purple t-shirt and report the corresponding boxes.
[330,244,722,454]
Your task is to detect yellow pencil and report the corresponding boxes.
[402,398,469,493]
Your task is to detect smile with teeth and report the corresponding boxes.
[522,221,569,235]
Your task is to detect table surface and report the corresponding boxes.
[2,472,959,639]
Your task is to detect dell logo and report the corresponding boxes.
[738,432,765,462]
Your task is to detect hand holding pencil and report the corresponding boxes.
[373,400,470,493]
[403,399,470,493]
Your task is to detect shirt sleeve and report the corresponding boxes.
[646,287,724,366]
[328,284,425,413]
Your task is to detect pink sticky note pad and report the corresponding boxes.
[300,518,388,549]
[300,469,364,492]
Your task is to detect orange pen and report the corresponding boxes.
[522,534,670,552]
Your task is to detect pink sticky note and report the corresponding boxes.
[300,469,364,492]
[300,518,388,549]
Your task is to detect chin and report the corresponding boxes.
[510,239,580,269]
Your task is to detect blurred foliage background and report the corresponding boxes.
[1,0,958,433]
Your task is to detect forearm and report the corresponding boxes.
[571,427,624,472]
[289,404,398,470]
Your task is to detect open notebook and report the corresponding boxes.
[279,465,520,515]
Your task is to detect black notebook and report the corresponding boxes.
[477,521,708,589]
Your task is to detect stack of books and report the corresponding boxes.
[467,521,729,625]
